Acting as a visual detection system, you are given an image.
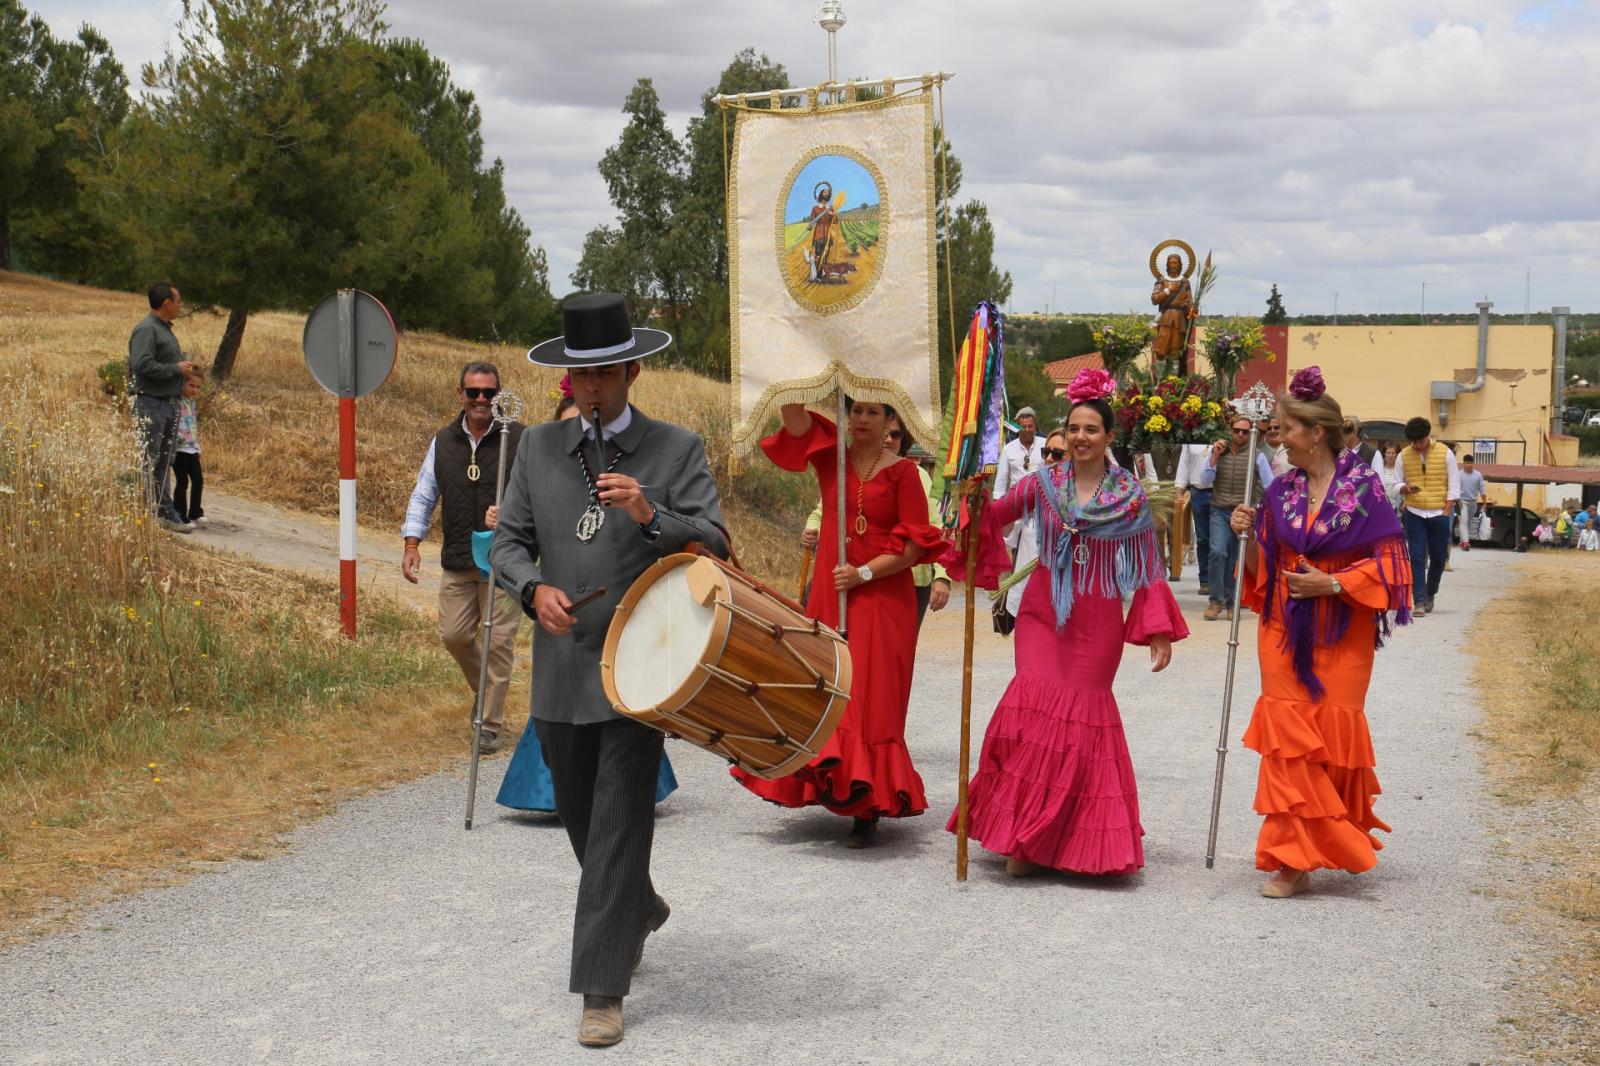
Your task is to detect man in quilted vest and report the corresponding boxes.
[400,362,526,751]
[1397,416,1459,614]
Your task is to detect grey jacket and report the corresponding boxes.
[128,313,186,397]
[490,406,728,725]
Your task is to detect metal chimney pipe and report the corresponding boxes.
[1552,305,1570,435]
[1459,300,1493,397]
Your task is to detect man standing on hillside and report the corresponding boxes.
[1396,416,1460,614]
[127,283,197,533]
[492,293,728,1048]
[401,361,525,752]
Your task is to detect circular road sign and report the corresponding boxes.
[303,289,398,399]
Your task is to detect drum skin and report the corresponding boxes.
[600,554,852,779]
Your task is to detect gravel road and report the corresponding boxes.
[0,550,1523,1064]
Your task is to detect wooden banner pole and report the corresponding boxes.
[955,481,984,882]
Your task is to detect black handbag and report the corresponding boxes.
[991,598,1015,636]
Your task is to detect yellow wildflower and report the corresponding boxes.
[192,599,202,607]
[147,762,157,770]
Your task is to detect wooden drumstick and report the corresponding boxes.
[567,587,608,614]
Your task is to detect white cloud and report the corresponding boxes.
[26,0,1600,316]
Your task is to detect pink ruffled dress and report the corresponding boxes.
[947,467,1188,874]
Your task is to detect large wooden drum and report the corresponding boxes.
[600,553,851,779]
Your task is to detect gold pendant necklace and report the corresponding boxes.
[467,431,482,482]
[849,448,884,537]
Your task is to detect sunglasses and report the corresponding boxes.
[1046,448,1068,461]
[1230,428,1250,435]
[887,430,903,440]
[463,386,498,400]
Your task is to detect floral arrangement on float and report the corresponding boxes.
[1109,370,1226,452]
[1202,316,1271,395]
[1090,314,1155,381]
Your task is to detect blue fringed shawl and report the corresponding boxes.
[1021,463,1164,631]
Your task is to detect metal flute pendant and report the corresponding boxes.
[577,504,605,542]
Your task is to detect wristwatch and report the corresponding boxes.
[1328,575,1343,596]
[857,565,874,584]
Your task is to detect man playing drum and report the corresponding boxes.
[490,293,728,1048]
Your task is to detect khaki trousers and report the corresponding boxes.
[438,566,521,733]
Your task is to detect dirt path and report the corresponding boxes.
[0,550,1530,1064]
[189,491,440,612]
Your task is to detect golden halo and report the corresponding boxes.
[1149,239,1196,280]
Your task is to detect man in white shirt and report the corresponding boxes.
[400,362,526,751]
[1174,442,1216,594]
[992,407,1047,553]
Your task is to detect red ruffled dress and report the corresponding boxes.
[731,415,944,818]
[948,469,1188,874]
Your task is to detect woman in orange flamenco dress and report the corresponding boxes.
[1227,366,1413,898]
[732,399,944,848]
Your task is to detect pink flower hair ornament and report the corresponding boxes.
[1289,365,1326,401]
[559,373,574,399]
[1067,367,1117,404]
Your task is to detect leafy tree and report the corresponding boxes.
[0,1,128,273]
[108,0,535,379]
[1263,283,1287,324]
[940,197,1013,388]
[377,38,555,343]
[574,78,692,333]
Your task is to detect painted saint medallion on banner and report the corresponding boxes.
[777,148,887,314]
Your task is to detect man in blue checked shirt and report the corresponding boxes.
[400,361,526,752]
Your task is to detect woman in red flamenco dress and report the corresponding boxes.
[950,372,1188,877]
[731,399,944,848]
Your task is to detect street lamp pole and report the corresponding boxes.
[1333,291,1339,326]
[816,1,846,89]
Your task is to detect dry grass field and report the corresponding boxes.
[0,271,809,589]
[0,270,810,936]
[1471,550,1600,1062]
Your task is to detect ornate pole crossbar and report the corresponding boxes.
[1204,381,1276,868]
[710,71,954,107]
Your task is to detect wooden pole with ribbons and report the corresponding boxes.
[1204,381,1276,868]
[954,477,986,881]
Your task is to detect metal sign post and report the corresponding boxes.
[303,289,398,639]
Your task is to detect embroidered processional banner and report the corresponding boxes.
[724,82,941,451]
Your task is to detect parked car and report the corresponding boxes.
[1586,411,1600,428]
[1472,505,1544,549]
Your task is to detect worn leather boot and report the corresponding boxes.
[578,995,624,1047]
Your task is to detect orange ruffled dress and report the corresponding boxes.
[730,415,944,818]
[1239,537,1410,874]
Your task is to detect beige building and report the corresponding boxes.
[1197,316,1576,511]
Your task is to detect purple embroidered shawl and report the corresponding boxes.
[1257,448,1413,699]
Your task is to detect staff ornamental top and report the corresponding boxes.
[1231,381,1276,424]
[491,389,524,426]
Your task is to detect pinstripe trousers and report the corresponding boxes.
[535,716,664,998]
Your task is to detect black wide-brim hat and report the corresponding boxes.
[526,292,672,368]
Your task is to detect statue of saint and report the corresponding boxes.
[1150,244,1196,367]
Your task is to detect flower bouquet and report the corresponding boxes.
[1091,314,1155,381]
[1110,370,1227,453]
[1203,316,1270,394]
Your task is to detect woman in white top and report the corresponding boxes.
[1373,441,1404,513]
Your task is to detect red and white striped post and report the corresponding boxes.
[302,289,397,642]
[338,395,357,639]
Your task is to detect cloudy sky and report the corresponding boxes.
[31,0,1600,315]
